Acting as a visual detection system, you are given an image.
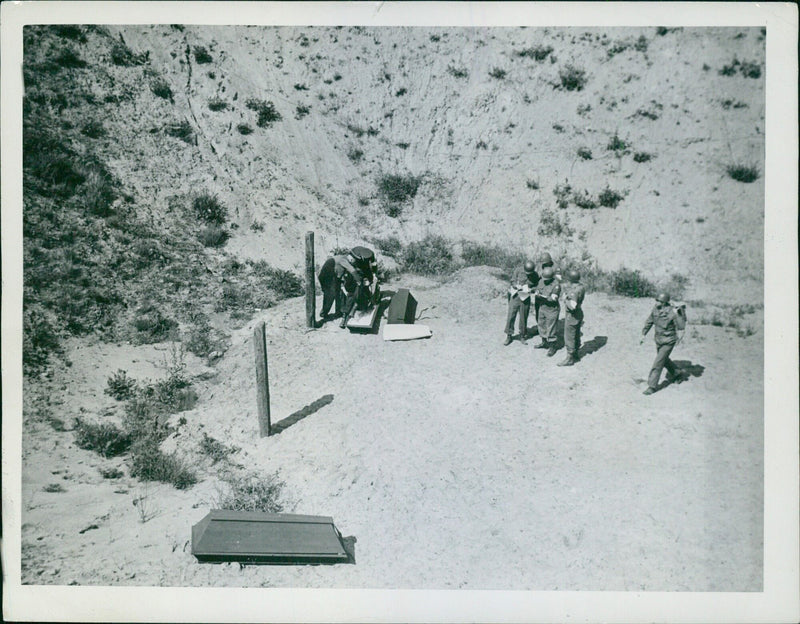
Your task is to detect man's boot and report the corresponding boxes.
[534,341,548,349]
[547,344,558,357]
[518,334,527,345]
[557,355,575,366]
[643,387,656,395]
[503,334,513,346]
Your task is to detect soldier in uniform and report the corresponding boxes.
[317,250,360,325]
[534,266,561,356]
[640,292,684,395]
[558,269,586,366]
[504,260,538,346]
[339,246,379,328]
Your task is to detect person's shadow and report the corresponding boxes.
[657,359,705,390]
[578,335,608,359]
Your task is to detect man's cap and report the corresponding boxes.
[350,246,375,262]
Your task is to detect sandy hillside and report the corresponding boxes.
[21,268,763,590]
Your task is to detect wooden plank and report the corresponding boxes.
[383,324,432,341]
[253,322,271,437]
[192,510,349,563]
[305,231,315,328]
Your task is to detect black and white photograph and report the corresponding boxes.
[2,2,797,622]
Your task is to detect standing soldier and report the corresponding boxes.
[504,260,538,345]
[558,269,585,366]
[640,292,685,395]
[534,266,561,356]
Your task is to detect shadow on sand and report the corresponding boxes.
[578,335,608,359]
[656,359,705,391]
[271,394,334,434]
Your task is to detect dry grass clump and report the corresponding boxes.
[726,163,759,183]
[377,173,421,217]
[246,98,282,128]
[74,418,132,458]
[192,193,228,224]
[150,77,173,101]
[207,97,228,111]
[557,65,587,91]
[192,45,213,64]
[402,235,456,275]
[164,120,194,143]
[216,472,285,513]
[105,369,138,401]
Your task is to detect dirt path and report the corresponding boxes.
[21,268,763,590]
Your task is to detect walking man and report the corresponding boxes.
[558,269,585,366]
[534,266,561,356]
[504,260,538,345]
[640,292,685,395]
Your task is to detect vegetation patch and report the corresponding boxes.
[447,65,468,78]
[150,77,173,101]
[216,472,284,513]
[132,302,179,343]
[598,186,625,208]
[111,42,148,66]
[606,133,629,154]
[295,104,311,119]
[370,235,403,257]
[198,224,230,247]
[726,163,759,183]
[609,268,657,298]
[105,369,138,401]
[514,45,553,61]
[402,235,456,276]
[129,437,197,489]
[74,418,132,458]
[200,432,239,464]
[347,147,364,163]
[192,193,228,224]
[461,242,526,277]
[207,97,228,111]
[192,45,213,64]
[577,147,593,160]
[557,65,587,91]
[377,173,421,216]
[236,122,253,135]
[246,98,282,128]
[164,120,194,143]
[633,151,653,163]
[489,67,507,80]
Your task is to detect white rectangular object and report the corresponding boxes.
[346,306,379,330]
[383,324,432,341]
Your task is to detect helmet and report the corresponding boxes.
[539,252,553,265]
[656,292,670,304]
[523,260,536,274]
[541,266,555,280]
[567,269,580,282]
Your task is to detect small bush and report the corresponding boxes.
[105,369,138,401]
[557,65,587,91]
[577,147,593,160]
[462,242,526,276]
[740,60,762,79]
[610,268,657,297]
[370,235,403,257]
[111,42,147,66]
[99,467,124,479]
[193,193,227,224]
[246,98,282,128]
[347,147,364,163]
[74,418,132,458]
[572,190,597,210]
[207,97,228,111]
[606,133,629,154]
[54,47,87,69]
[402,235,456,276]
[184,314,227,358]
[293,83,309,91]
[395,87,407,96]
[217,472,284,513]
[132,303,179,343]
[598,186,625,208]
[377,173,420,205]
[489,67,507,80]
[553,181,573,209]
[295,104,311,119]
[200,432,239,464]
[538,207,575,237]
[23,305,63,375]
[633,151,652,163]
[129,437,197,489]
[237,123,253,135]
[526,179,540,190]
[515,45,553,61]
[53,25,87,42]
[150,78,173,100]
[250,220,264,232]
[193,45,213,64]
[43,483,66,493]
[726,163,759,183]
[447,65,468,78]
[164,120,194,144]
[199,224,230,247]
[634,35,649,53]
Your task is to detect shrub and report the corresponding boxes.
[200,432,239,464]
[262,267,303,299]
[598,186,625,208]
[489,67,507,79]
[192,193,227,224]
[164,120,194,144]
[199,224,229,247]
[23,305,63,375]
[105,369,138,401]
[293,83,309,91]
[207,97,228,111]
[132,303,179,343]
[739,60,762,79]
[246,98,281,127]
[193,46,213,64]
[634,35,649,53]
[461,241,526,275]
[526,179,540,190]
[54,47,87,69]
[557,65,587,91]
[111,42,147,66]
[553,181,573,209]
[150,78,173,100]
[53,25,87,42]
[295,104,311,119]
[395,87,407,96]
[347,147,364,163]
[633,151,652,163]
[216,472,284,513]
[99,467,124,479]
[726,163,759,183]
[74,418,132,458]
[129,437,197,489]
[606,133,628,154]
[610,268,657,297]
[538,208,575,237]
[81,168,117,217]
[81,120,105,138]
[402,235,456,276]
[43,483,66,493]
[184,314,227,358]
[447,65,468,78]
[572,190,597,210]
[250,220,264,232]
[515,45,553,61]
[377,173,420,204]
[237,123,253,135]
[370,235,403,257]
[577,147,592,160]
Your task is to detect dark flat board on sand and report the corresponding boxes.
[192,510,349,564]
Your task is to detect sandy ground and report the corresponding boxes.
[21,268,763,590]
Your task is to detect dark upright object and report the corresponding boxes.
[305,231,315,328]
[253,321,271,437]
[387,288,417,324]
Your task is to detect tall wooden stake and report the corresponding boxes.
[253,321,271,437]
[305,231,316,328]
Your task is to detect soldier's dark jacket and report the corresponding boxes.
[643,305,680,346]
[562,282,586,323]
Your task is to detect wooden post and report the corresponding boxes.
[253,321,271,437]
[305,231,316,328]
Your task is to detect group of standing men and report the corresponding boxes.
[317,246,379,328]
[505,253,685,394]
[504,252,584,367]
